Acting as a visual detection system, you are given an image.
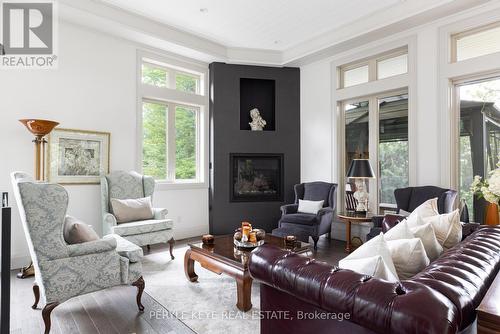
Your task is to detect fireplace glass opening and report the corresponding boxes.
[230,154,283,202]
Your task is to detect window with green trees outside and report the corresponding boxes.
[140,58,203,183]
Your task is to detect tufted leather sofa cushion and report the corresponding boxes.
[249,226,500,334]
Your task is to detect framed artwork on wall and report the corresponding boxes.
[47,128,110,184]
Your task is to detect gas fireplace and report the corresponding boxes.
[230,153,283,202]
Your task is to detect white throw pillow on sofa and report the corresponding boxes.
[421,209,462,250]
[339,233,399,282]
[298,199,324,214]
[410,222,443,261]
[386,238,430,280]
[406,198,439,227]
[384,220,414,241]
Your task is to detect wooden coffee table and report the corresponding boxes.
[184,234,310,312]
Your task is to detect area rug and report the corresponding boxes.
[142,246,260,334]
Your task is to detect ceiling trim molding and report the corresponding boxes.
[226,48,283,66]
[58,0,494,67]
[283,0,493,66]
[59,0,227,62]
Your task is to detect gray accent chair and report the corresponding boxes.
[11,172,145,334]
[101,171,175,259]
[278,182,338,250]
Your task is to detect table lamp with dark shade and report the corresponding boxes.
[346,159,375,213]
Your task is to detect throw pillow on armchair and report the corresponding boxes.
[297,199,324,214]
[63,216,99,244]
[110,196,154,223]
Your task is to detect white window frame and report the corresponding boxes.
[451,21,500,63]
[338,47,408,89]
[448,73,500,220]
[438,9,500,189]
[137,50,209,190]
[333,37,417,213]
[340,89,410,212]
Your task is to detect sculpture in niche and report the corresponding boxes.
[249,108,266,131]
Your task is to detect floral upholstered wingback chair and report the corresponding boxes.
[11,172,145,334]
[101,171,175,259]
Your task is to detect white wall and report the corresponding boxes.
[300,3,500,241]
[0,22,209,268]
[300,61,334,183]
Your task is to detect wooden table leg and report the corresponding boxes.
[235,272,252,312]
[345,220,352,253]
[184,249,198,282]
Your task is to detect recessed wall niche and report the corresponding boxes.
[239,78,276,131]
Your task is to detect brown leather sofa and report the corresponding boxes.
[249,226,500,334]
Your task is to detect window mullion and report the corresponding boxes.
[368,59,377,82]
[368,96,379,212]
[168,69,176,90]
[196,109,201,181]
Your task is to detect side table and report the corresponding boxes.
[337,211,374,253]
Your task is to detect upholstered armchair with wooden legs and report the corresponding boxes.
[101,171,175,259]
[278,182,338,250]
[11,172,145,334]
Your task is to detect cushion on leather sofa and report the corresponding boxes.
[387,238,429,280]
[410,223,443,261]
[339,233,399,282]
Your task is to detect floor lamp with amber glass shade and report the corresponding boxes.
[18,119,59,278]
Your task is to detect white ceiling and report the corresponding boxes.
[60,0,492,65]
[99,0,452,51]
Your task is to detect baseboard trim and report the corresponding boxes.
[174,224,209,240]
[8,255,30,271]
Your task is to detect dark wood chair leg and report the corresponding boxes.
[168,237,175,260]
[132,276,145,312]
[42,302,59,334]
[312,236,319,251]
[32,283,40,309]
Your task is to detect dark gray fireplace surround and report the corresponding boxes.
[209,62,300,234]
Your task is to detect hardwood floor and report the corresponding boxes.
[6,235,346,334]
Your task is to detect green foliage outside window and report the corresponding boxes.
[175,106,196,179]
[142,64,167,87]
[141,63,200,181]
[379,140,409,204]
[176,73,197,94]
[143,102,167,179]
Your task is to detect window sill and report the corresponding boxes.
[155,181,208,191]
